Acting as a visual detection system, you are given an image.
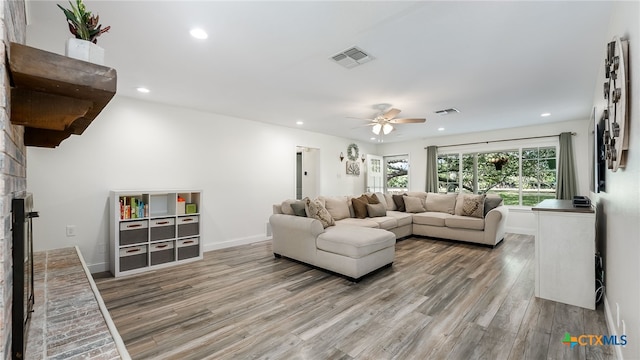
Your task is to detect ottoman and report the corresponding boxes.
[314,225,396,281]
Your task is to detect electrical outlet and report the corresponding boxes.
[66,225,77,237]
[616,303,620,327]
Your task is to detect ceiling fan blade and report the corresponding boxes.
[382,108,401,120]
[389,118,426,124]
[346,116,375,121]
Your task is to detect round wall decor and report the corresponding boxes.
[347,143,359,161]
[602,36,629,172]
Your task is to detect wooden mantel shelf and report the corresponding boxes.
[8,42,117,148]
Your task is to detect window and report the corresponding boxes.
[437,146,557,206]
[437,154,459,193]
[521,147,556,206]
[384,155,409,192]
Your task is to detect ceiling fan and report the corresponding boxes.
[351,106,426,135]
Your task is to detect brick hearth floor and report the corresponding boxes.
[25,248,125,360]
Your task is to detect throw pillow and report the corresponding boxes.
[366,203,387,217]
[365,193,380,204]
[392,194,406,212]
[484,195,504,215]
[425,193,457,214]
[352,195,369,219]
[290,201,307,217]
[305,198,335,228]
[403,196,426,213]
[461,194,486,218]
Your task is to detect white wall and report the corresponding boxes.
[378,119,592,234]
[591,2,640,359]
[26,96,377,272]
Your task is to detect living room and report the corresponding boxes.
[1,1,638,359]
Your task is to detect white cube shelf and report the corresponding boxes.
[109,190,202,277]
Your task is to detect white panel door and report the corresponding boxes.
[366,154,384,193]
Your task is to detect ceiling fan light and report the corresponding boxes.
[382,123,393,134]
[372,124,382,135]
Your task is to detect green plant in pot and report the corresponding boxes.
[57,0,110,44]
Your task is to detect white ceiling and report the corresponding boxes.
[25,1,613,143]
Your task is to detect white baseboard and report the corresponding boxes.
[204,234,271,252]
[604,296,624,360]
[505,226,535,235]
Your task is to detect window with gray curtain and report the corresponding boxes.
[556,132,577,200]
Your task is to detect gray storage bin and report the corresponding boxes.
[119,245,148,271]
[177,216,199,237]
[177,238,199,260]
[150,218,175,241]
[119,220,149,246]
[150,241,175,265]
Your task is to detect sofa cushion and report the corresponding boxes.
[323,196,350,220]
[425,193,456,214]
[445,215,485,230]
[305,198,335,228]
[412,212,449,227]
[454,194,486,218]
[383,194,397,211]
[290,202,307,217]
[392,194,406,212]
[403,196,426,213]
[367,203,387,217]
[387,211,413,227]
[484,194,504,215]
[335,218,379,228]
[317,226,395,259]
[352,195,369,219]
[368,216,398,230]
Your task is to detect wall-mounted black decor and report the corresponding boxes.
[602,36,629,172]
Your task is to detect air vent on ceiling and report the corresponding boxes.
[435,108,460,115]
[330,46,374,69]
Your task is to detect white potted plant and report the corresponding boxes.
[57,0,110,64]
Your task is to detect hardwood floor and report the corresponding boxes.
[95,234,615,360]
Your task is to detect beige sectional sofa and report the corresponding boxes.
[269,191,508,281]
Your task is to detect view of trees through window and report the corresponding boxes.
[437,147,556,206]
[385,155,409,192]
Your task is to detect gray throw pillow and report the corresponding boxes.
[484,195,504,215]
[290,201,307,217]
[366,203,387,217]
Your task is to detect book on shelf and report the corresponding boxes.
[119,196,148,220]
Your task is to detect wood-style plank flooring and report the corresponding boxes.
[95,234,614,360]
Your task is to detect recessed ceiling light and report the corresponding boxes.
[190,28,208,39]
[438,127,445,131]
[136,87,150,93]
[540,112,551,117]
[370,137,376,140]
[296,121,304,125]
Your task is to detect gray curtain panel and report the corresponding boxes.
[425,146,438,192]
[556,132,577,200]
